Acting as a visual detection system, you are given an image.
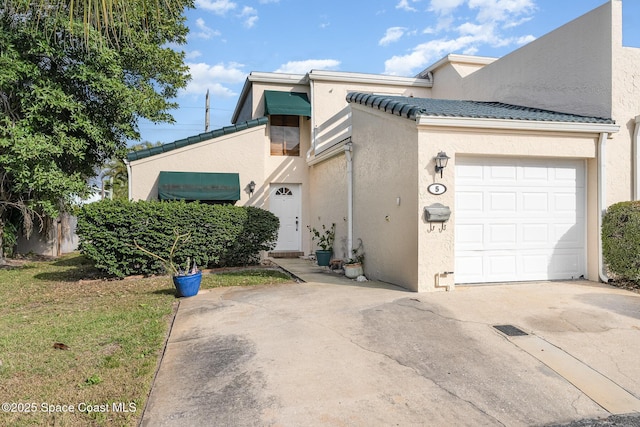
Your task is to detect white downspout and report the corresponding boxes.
[633,116,640,200]
[306,78,316,160]
[597,132,609,283]
[124,159,132,201]
[345,142,353,256]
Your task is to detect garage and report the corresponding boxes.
[455,157,586,284]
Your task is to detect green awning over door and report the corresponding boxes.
[264,91,311,116]
[158,171,240,201]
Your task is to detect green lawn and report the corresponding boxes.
[0,253,292,426]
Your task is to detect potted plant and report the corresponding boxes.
[308,223,335,267]
[344,243,365,279]
[134,230,202,297]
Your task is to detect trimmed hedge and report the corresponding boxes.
[76,200,279,277]
[602,201,640,281]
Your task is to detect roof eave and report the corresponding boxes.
[309,69,432,87]
[416,115,620,134]
[231,71,310,124]
[418,54,497,76]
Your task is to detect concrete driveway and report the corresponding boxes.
[141,259,640,426]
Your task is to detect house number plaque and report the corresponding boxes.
[427,183,447,195]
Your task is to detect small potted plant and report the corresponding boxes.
[134,230,202,297]
[308,223,335,267]
[344,242,365,279]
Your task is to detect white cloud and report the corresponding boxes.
[384,36,476,76]
[396,0,419,12]
[384,0,537,76]
[193,18,221,39]
[195,0,237,15]
[428,0,464,15]
[274,59,341,74]
[184,62,246,96]
[185,50,203,59]
[379,27,408,46]
[239,6,258,28]
[468,0,535,23]
[319,14,330,29]
[516,34,536,45]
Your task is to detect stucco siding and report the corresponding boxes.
[610,39,640,203]
[311,79,431,154]
[252,82,310,119]
[417,126,601,291]
[129,126,267,205]
[350,105,419,290]
[459,2,613,119]
[308,154,349,259]
[430,61,491,99]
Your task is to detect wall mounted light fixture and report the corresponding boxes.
[248,180,256,196]
[434,151,450,178]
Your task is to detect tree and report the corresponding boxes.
[2,1,189,46]
[0,1,193,260]
[102,141,162,200]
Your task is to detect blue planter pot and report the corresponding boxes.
[315,250,332,267]
[172,271,202,297]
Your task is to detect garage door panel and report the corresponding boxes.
[548,250,582,277]
[455,157,585,284]
[488,224,517,245]
[456,255,484,282]
[521,254,549,275]
[489,164,517,182]
[489,192,517,212]
[456,224,484,250]
[456,163,484,181]
[522,224,549,244]
[552,223,582,247]
[488,255,517,278]
[522,165,549,181]
[522,192,549,211]
[554,192,579,213]
[456,191,483,213]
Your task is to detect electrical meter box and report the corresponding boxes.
[424,203,451,222]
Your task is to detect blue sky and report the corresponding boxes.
[136,0,640,146]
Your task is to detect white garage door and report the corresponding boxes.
[455,157,585,284]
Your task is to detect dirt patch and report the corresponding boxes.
[609,279,640,295]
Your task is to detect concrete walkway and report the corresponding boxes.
[141,258,640,426]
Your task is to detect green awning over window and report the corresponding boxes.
[264,91,311,117]
[158,171,240,201]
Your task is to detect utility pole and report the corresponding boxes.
[205,89,210,132]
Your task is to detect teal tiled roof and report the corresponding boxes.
[127,117,268,161]
[346,92,615,124]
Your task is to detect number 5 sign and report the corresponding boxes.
[427,183,447,195]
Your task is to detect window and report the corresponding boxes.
[275,187,293,196]
[270,115,300,156]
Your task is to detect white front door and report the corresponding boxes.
[270,184,301,251]
[455,157,586,284]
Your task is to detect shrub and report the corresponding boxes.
[76,200,279,277]
[602,201,640,281]
[219,206,280,266]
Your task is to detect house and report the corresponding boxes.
[127,0,639,292]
